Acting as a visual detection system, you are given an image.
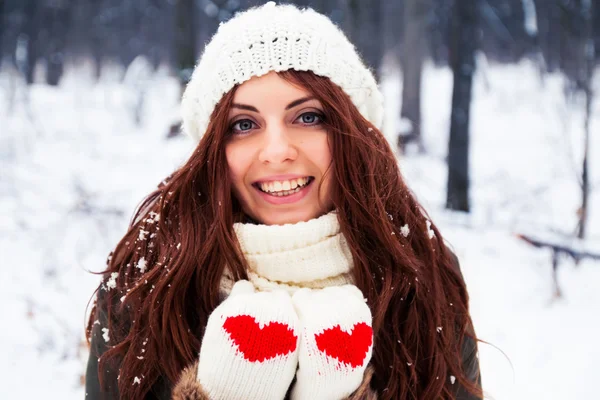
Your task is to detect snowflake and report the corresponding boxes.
[426,220,435,239]
[138,230,149,241]
[136,258,147,273]
[105,272,118,290]
[400,224,410,237]
[101,328,110,343]
[148,212,160,222]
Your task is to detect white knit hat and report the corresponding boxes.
[181,1,384,143]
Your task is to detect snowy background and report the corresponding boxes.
[1,59,598,399]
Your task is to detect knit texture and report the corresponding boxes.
[197,281,300,400]
[224,211,355,294]
[196,213,375,400]
[181,1,384,143]
[173,362,378,400]
[291,285,374,400]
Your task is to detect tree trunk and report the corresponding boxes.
[446,0,478,212]
[532,0,560,72]
[400,0,430,153]
[0,0,5,67]
[381,0,402,66]
[577,0,594,239]
[45,2,69,86]
[336,0,354,39]
[21,0,38,85]
[351,0,383,79]
[174,0,197,93]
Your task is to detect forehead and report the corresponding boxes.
[233,71,312,103]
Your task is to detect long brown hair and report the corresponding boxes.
[87,70,483,399]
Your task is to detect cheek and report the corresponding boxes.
[225,143,250,187]
[309,134,332,173]
[302,133,334,200]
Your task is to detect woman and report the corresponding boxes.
[85,3,483,399]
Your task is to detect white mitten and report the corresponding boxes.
[291,285,374,400]
[197,280,300,400]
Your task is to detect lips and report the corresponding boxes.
[254,177,314,197]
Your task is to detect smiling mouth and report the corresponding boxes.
[253,177,314,197]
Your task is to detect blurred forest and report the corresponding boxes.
[1,0,598,88]
[0,0,596,216]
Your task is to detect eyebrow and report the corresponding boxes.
[285,96,316,110]
[231,96,317,113]
[231,103,259,112]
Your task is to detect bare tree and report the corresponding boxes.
[44,0,70,86]
[0,0,5,66]
[577,0,594,239]
[446,0,478,212]
[21,0,38,85]
[347,0,383,79]
[381,0,402,65]
[174,0,197,93]
[166,0,198,138]
[399,0,431,153]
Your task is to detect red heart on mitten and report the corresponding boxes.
[315,322,373,368]
[223,315,298,362]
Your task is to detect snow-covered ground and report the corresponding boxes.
[1,59,598,399]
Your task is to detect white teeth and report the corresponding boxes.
[258,177,311,194]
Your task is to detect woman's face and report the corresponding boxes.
[225,71,334,225]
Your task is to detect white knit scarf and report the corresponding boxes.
[220,211,355,295]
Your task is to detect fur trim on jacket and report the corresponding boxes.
[171,361,377,400]
[171,362,209,400]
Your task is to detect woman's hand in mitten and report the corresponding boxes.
[291,285,374,400]
[197,280,300,400]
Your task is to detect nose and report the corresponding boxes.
[257,123,298,164]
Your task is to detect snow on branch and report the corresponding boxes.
[516,233,600,262]
[516,232,600,298]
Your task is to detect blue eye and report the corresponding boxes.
[231,119,256,133]
[297,112,324,125]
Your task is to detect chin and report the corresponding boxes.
[254,208,324,226]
